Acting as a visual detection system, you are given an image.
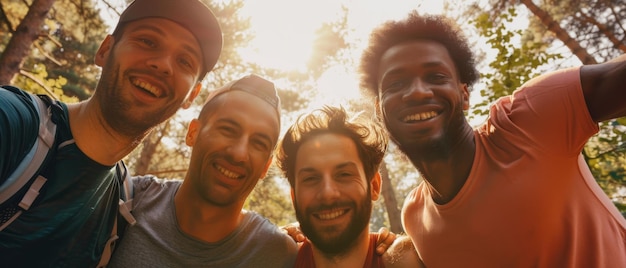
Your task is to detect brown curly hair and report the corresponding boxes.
[276,106,388,188]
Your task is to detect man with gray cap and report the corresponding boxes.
[108,74,297,267]
[0,0,222,266]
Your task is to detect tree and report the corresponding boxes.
[0,0,107,100]
[0,0,56,84]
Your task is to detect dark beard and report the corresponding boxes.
[295,190,372,257]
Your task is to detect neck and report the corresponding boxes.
[174,181,244,243]
[67,101,148,166]
[407,124,475,204]
[310,229,371,268]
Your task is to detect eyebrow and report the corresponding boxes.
[296,162,358,177]
[385,61,448,76]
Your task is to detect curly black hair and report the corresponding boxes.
[359,11,479,98]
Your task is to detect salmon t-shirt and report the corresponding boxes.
[402,67,626,267]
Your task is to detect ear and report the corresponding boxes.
[95,35,114,67]
[461,83,470,110]
[185,119,200,146]
[290,188,296,206]
[370,172,382,201]
[182,83,202,109]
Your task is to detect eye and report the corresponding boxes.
[383,79,407,92]
[252,138,271,152]
[299,175,319,184]
[219,126,236,136]
[427,73,448,84]
[179,58,192,68]
[139,38,156,48]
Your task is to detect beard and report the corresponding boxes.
[295,190,372,257]
[95,52,175,138]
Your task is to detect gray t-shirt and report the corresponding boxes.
[108,176,297,268]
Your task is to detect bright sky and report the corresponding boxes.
[237,0,445,110]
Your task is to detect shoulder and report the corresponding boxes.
[0,86,39,127]
[242,211,286,235]
[0,87,41,182]
[383,235,424,268]
[242,210,297,246]
[131,175,182,197]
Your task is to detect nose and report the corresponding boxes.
[317,176,340,202]
[226,138,250,164]
[402,77,433,101]
[147,53,173,76]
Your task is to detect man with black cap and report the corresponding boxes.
[0,0,222,266]
[108,74,298,267]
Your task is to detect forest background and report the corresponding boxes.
[1,0,625,234]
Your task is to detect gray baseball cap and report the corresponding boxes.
[113,0,223,78]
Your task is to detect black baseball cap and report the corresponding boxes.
[113,0,223,79]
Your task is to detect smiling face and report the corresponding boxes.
[377,40,469,156]
[94,18,202,137]
[292,133,380,256]
[185,90,280,208]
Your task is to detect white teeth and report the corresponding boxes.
[403,111,438,122]
[132,79,159,97]
[216,164,240,179]
[317,209,345,220]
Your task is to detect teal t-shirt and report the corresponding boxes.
[0,86,121,267]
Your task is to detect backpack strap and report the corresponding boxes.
[0,90,58,231]
[97,161,136,267]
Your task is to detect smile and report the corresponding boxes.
[131,78,161,97]
[315,208,348,220]
[403,111,438,122]
[215,164,243,179]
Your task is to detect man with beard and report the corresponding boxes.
[276,105,421,267]
[358,12,626,266]
[108,74,298,267]
[0,0,222,266]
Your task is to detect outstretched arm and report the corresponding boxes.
[580,53,626,123]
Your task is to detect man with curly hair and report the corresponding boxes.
[277,106,421,267]
[359,11,626,267]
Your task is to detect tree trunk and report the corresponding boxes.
[0,0,56,84]
[380,162,403,234]
[520,0,597,64]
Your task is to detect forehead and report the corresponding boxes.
[377,40,457,79]
[207,91,280,140]
[295,133,361,171]
[121,18,203,59]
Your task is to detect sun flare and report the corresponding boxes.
[239,0,444,115]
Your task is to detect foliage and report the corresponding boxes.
[245,170,296,226]
[0,0,108,100]
[471,8,561,118]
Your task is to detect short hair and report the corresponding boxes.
[359,12,479,98]
[276,106,388,188]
